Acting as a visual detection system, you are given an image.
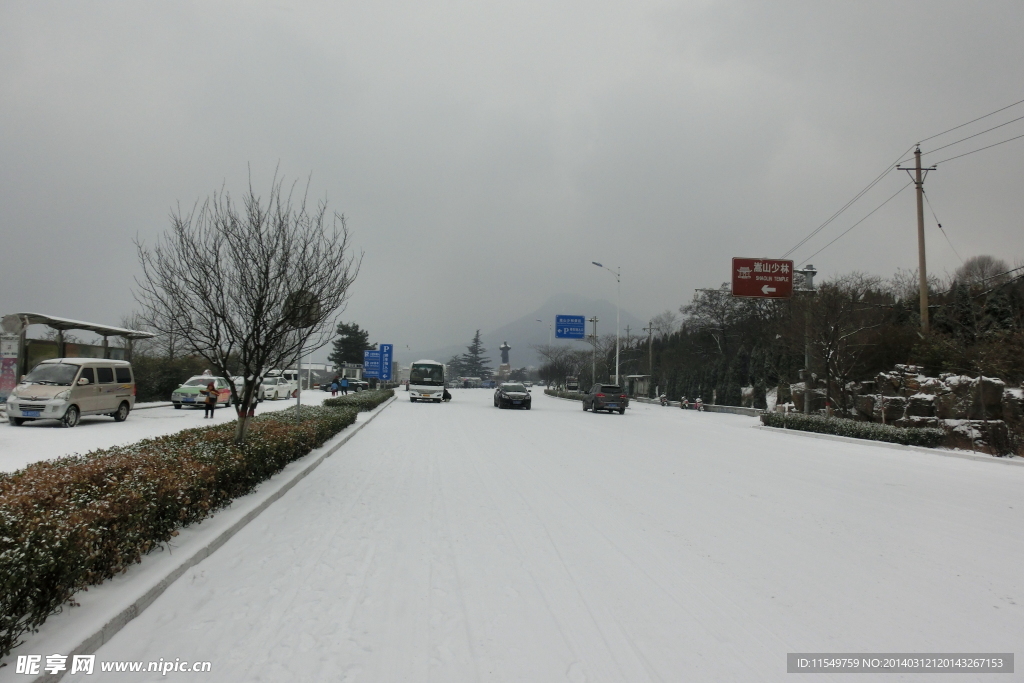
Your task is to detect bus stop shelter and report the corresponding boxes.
[1,313,155,400]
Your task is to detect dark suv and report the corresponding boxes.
[583,384,628,414]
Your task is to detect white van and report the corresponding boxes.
[5,358,136,427]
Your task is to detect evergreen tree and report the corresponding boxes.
[447,354,468,378]
[460,330,492,378]
[951,283,976,343]
[983,289,1014,331]
[328,322,370,366]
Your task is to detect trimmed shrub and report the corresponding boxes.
[761,412,945,448]
[323,389,394,411]
[0,405,360,660]
[544,389,584,401]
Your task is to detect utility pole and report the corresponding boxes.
[591,262,620,384]
[536,319,552,346]
[643,321,654,397]
[898,147,936,333]
[588,316,599,386]
[795,265,817,415]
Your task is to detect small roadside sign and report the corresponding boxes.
[732,258,794,299]
[363,349,381,378]
[555,315,585,339]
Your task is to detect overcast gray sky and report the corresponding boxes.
[3,0,1023,360]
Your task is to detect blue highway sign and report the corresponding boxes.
[379,344,393,380]
[555,315,585,339]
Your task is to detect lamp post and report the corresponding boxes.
[591,262,620,384]
[536,319,552,346]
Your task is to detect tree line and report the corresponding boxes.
[537,255,1024,407]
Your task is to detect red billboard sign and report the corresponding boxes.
[732,258,794,298]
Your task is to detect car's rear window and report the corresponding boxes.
[600,386,623,393]
[116,367,132,383]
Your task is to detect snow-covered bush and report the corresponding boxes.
[761,412,944,448]
[323,389,394,411]
[0,405,359,660]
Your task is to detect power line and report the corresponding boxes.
[781,145,914,259]
[799,181,913,264]
[920,113,1024,157]
[935,264,1024,298]
[918,96,1024,144]
[780,97,1024,265]
[922,190,963,265]
[932,132,1024,165]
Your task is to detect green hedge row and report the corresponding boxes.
[761,412,945,447]
[0,399,389,660]
[323,389,394,411]
[544,389,585,401]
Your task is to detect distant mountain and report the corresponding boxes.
[403,294,647,370]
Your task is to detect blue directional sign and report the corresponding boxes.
[363,349,381,378]
[379,344,393,381]
[555,315,585,339]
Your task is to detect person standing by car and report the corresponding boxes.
[330,378,339,397]
[340,377,349,395]
[202,381,218,418]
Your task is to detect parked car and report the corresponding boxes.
[172,375,232,409]
[260,376,297,400]
[582,383,628,414]
[6,358,136,427]
[229,376,264,403]
[348,379,370,392]
[494,382,532,409]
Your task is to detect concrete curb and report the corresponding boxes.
[6,396,396,683]
[753,424,1024,467]
[131,402,173,410]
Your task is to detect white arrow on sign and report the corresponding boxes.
[762,285,776,294]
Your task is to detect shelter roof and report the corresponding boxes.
[2,313,156,339]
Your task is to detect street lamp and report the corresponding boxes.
[591,261,620,385]
[536,319,552,346]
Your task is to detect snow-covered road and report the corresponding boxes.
[64,389,1024,682]
[1,392,333,472]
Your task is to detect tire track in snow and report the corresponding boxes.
[454,399,636,682]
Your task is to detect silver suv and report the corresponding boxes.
[582,384,628,414]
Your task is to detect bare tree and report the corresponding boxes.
[680,284,742,355]
[534,344,588,388]
[806,273,887,414]
[650,309,679,338]
[120,311,181,359]
[135,173,361,443]
[954,255,1011,289]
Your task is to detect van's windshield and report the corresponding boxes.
[23,363,80,386]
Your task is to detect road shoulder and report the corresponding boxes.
[1,396,396,683]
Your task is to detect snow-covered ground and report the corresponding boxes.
[7,388,1017,681]
[0,392,333,473]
